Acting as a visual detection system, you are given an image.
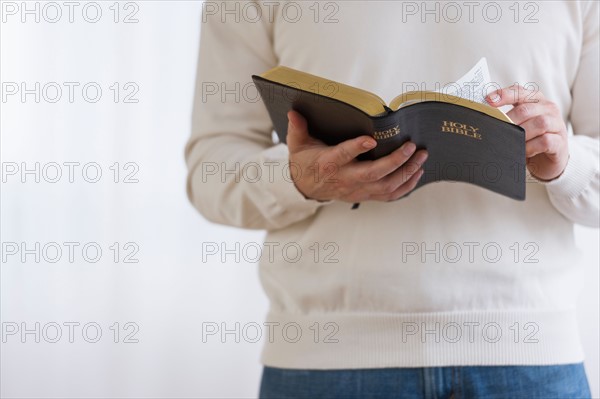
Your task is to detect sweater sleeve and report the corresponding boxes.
[185,3,326,230]
[542,1,599,228]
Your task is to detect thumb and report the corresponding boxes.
[286,110,317,153]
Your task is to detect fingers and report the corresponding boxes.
[490,88,566,148]
[346,149,427,202]
[508,102,563,141]
[324,135,377,166]
[525,133,563,159]
[348,141,420,182]
[506,102,547,125]
[286,110,429,202]
[505,99,564,141]
[323,135,377,166]
[287,110,376,164]
[519,112,564,141]
[369,167,425,202]
[368,149,428,193]
[486,85,544,107]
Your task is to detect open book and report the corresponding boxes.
[252,58,526,200]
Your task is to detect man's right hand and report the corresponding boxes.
[286,110,428,203]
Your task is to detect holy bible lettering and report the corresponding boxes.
[441,120,482,140]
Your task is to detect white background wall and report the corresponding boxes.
[1,1,598,398]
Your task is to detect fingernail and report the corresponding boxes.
[402,142,416,155]
[487,93,501,103]
[363,139,377,149]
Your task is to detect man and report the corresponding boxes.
[186,1,599,397]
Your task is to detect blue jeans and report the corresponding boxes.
[259,363,591,399]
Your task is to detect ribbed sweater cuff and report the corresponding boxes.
[260,144,329,216]
[539,138,598,199]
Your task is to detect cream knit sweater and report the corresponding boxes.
[186,1,599,368]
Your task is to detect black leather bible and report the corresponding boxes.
[252,66,526,200]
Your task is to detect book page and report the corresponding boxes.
[437,57,492,104]
[389,57,512,123]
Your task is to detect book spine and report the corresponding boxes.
[365,114,406,159]
[371,113,402,141]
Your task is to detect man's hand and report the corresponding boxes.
[286,110,428,202]
[486,85,569,181]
